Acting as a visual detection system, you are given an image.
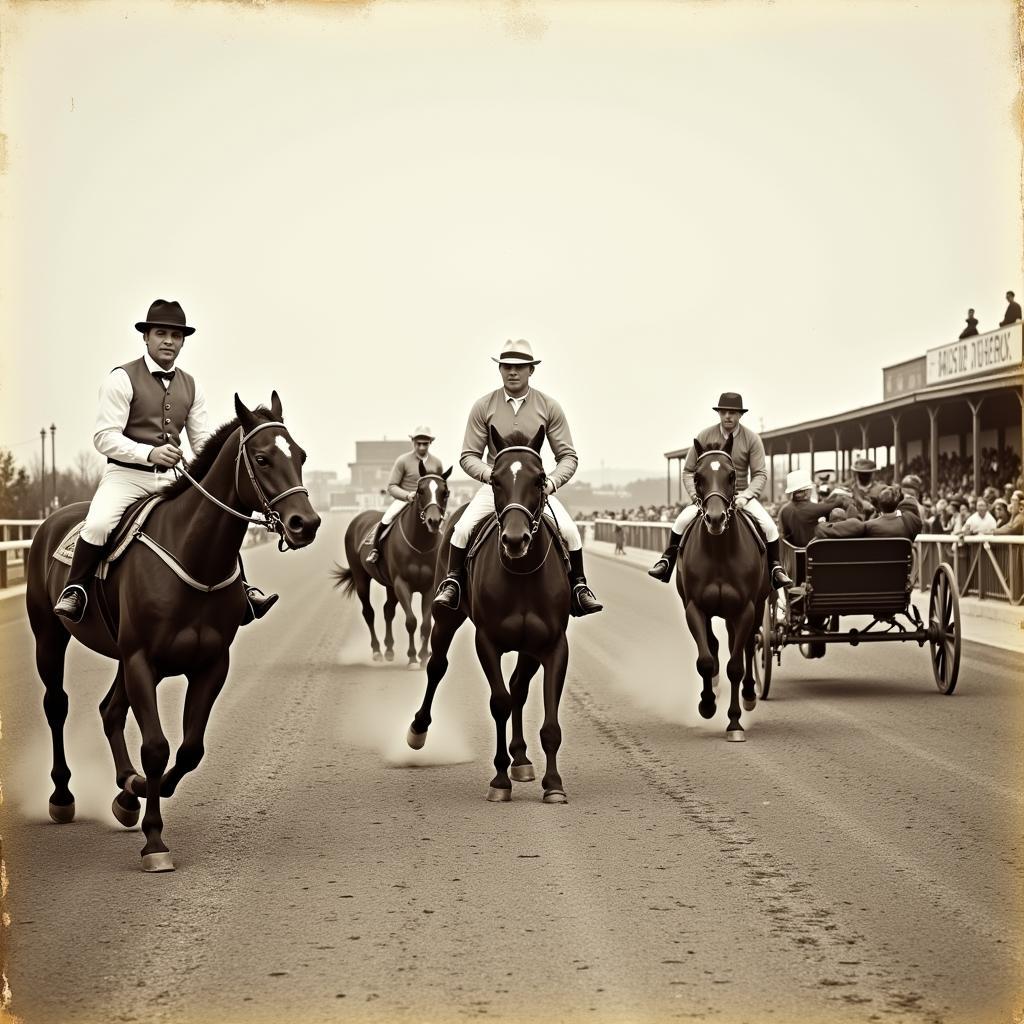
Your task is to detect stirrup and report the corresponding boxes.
[771,564,793,589]
[648,555,675,582]
[433,576,462,609]
[54,584,88,623]
[571,581,603,616]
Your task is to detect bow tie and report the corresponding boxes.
[152,370,175,382]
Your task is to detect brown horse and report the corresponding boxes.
[407,425,574,803]
[676,436,769,741]
[25,393,320,871]
[333,465,452,667]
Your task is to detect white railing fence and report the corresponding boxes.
[589,518,1024,606]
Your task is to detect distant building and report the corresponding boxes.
[347,440,410,507]
[303,470,341,511]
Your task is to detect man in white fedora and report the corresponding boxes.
[433,339,603,616]
[366,426,444,563]
[648,391,792,588]
[778,468,854,548]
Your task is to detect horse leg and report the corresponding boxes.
[741,598,763,712]
[382,587,398,662]
[475,631,513,802]
[509,654,541,782]
[417,590,431,666]
[539,636,570,803]
[34,620,75,822]
[407,608,466,748]
[123,653,174,871]
[160,653,229,798]
[708,621,720,694]
[99,666,144,828]
[393,577,419,668]
[725,605,756,741]
[353,574,383,662]
[685,602,717,720]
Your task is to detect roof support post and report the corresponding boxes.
[807,432,815,476]
[786,439,793,472]
[928,405,939,500]
[768,445,775,501]
[859,421,869,459]
[666,457,671,507]
[891,412,902,482]
[968,397,986,495]
[833,427,842,486]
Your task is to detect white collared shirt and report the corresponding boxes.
[93,352,210,465]
[504,389,530,415]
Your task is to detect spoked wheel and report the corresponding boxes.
[928,563,961,695]
[753,595,776,700]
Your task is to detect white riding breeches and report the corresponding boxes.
[451,485,582,551]
[81,465,175,546]
[381,498,408,526]
[671,497,779,543]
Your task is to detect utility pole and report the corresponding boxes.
[39,428,47,516]
[50,424,57,509]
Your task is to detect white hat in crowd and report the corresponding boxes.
[783,468,816,495]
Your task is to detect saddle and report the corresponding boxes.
[52,494,166,578]
[359,505,404,552]
[465,511,569,574]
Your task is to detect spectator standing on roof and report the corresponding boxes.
[1000,290,1022,326]
[959,309,979,339]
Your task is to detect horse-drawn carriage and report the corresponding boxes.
[753,537,962,698]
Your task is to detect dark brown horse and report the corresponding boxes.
[676,436,769,741]
[25,393,320,871]
[333,465,452,667]
[407,425,573,803]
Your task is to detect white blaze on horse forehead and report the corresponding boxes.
[710,460,721,472]
[428,480,438,505]
[510,460,523,482]
[274,434,293,459]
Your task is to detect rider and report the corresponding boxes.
[366,426,444,563]
[432,339,603,617]
[54,299,278,624]
[648,392,793,588]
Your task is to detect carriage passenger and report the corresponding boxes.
[777,469,855,548]
[813,486,922,540]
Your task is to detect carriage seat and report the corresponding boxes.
[797,537,913,617]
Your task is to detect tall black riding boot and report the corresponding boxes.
[648,530,683,583]
[568,549,603,616]
[766,539,793,589]
[365,519,386,564]
[433,544,468,610]
[239,556,279,626]
[54,537,106,623]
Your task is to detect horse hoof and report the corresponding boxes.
[407,660,419,670]
[406,727,427,750]
[141,852,175,873]
[698,702,716,720]
[510,764,535,782]
[372,651,383,663]
[384,650,395,662]
[726,730,746,743]
[742,698,757,712]
[111,796,140,828]
[486,787,512,803]
[543,789,568,804]
[48,801,75,824]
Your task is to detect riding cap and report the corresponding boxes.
[492,339,541,365]
[135,299,196,337]
[899,474,923,492]
[409,425,435,441]
[783,468,816,495]
[712,392,747,413]
[852,457,877,473]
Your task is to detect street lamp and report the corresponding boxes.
[50,424,57,509]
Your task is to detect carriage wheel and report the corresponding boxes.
[928,563,961,695]
[753,596,775,700]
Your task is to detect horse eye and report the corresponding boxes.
[254,454,268,466]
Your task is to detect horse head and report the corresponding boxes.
[691,434,736,536]
[416,462,453,534]
[488,423,546,559]
[233,392,321,549]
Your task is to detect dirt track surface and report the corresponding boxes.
[1,512,1021,1024]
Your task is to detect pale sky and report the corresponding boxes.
[1,0,1020,479]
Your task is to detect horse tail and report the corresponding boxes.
[330,563,356,597]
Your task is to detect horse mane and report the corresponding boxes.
[162,405,274,499]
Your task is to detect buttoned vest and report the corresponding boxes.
[116,357,196,450]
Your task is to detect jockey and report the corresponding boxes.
[54,299,278,624]
[366,426,444,563]
[648,392,793,588]
[433,339,603,617]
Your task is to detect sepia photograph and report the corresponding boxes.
[0,1,1021,1022]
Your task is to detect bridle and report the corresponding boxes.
[174,420,309,551]
[416,473,448,524]
[492,446,547,537]
[693,449,735,531]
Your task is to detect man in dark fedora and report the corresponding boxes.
[845,456,884,517]
[648,392,792,588]
[433,339,602,616]
[54,299,277,624]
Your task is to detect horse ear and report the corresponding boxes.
[418,460,426,477]
[269,390,283,421]
[692,437,705,457]
[489,423,507,454]
[527,425,545,452]
[234,393,256,430]
[723,433,734,455]
[443,466,453,480]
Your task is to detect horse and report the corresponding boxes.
[25,393,320,872]
[332,464,453,667]
[406,424,573,804]
[676,436,769,741]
